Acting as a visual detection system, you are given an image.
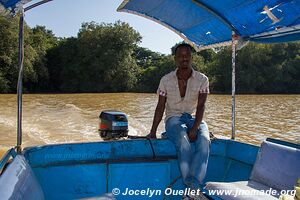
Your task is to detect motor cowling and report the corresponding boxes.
[99,110,128,140]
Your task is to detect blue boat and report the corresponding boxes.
[0,0,299,199]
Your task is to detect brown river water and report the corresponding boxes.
[0,93,299,157]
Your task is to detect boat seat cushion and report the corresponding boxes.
[205,180,280,200]
[250,140,300,190]
[0,155,45,200]
[205,140,300,199]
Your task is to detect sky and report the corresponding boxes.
[24,0,182,55]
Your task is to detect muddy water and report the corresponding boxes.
[0,93,299,157]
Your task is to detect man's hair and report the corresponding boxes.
[173,43,195,55]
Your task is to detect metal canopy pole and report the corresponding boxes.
[16,10,24,153]
[16,0,54,153]
[24,0,53,12]
[231,32,237,140]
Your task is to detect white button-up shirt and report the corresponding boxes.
[157,68,209,121]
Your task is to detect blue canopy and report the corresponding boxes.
[1,0,300,49]
[0,0,31,15]
[118,0,300,50]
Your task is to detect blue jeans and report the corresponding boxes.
[163,114,210,189]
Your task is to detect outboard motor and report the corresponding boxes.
[99,110,128,140]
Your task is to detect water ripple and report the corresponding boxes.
[0,94,299,150]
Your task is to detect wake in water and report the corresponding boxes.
[0,94,299,153]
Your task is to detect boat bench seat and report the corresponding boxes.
[0,155,45,200]
[205,140,300,200]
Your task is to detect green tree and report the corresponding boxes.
[0,16,57,93]
[134,46,164,69]
[1,15,299,94]
[206,47,232,93]
[47,21,142,92]
[0,16,19,93]
[47,37,79,92]
[26,26,58,92]
[136,55,175,92]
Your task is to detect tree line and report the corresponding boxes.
[0,16,299,94]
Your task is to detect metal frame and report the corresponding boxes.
[16,0,53,153]
[231,32,237,140]
[16,9,24,153]
[24,0,53,12]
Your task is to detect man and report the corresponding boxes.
[149,43,210,190]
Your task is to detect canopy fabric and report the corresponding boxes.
[1,0,299,49]
[118,0,300,50]
[0,0,31,15]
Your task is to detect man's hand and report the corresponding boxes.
[147,132,157,139]
[188,128,197,142]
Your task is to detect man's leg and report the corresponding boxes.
[189,121,210,187]
[165,116,193,185]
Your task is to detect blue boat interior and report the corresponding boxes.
[1,136,299,200]
[24,138,260,200]
[0,138,262,199]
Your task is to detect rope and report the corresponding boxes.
[147,138,156,159]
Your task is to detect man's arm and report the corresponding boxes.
[188,93,208,141]
[149,95,166,138]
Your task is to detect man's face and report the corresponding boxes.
[175,46,192,69]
